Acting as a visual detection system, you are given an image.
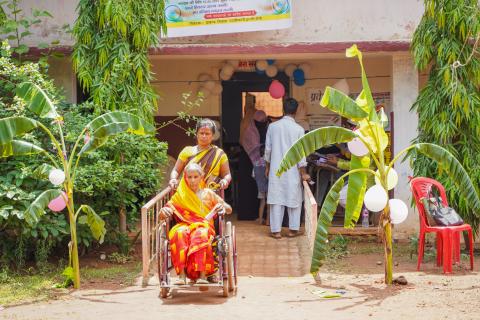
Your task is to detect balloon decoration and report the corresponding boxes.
[293,68,305,86]
[269,80,285,99]
[267,59,276,65]
[332,78,350,95]
[198,73,212,82]
[212,83,223,95]
[298,63,311,77]
[374,166,398,190]
[389,199,409,224]
[284,64,296,77]
[256,60,268,71]
[198,87,211,98]
[265,65,278,78]
[347,137,369,157]
[49,169,65,186]
[364,185,388,212]
[48,191,67,212]
[205,80,215,91]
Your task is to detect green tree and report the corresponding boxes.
[277,45,480,284]
[0,79,155,288]
[411,0,480,234]
[72,0,167,122]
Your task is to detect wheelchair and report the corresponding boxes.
[156,211,238,298]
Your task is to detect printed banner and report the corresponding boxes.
[164,0,292,38]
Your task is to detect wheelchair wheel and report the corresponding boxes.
[157,225,169,299]
[226,222,235,292]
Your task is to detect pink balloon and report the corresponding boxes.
[48,192,67,212]
[269,80,285,99]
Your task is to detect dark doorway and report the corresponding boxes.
[221,72,290,220]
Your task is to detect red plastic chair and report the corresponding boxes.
[410,177,474,273]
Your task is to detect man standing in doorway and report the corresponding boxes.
[264,97,310,239]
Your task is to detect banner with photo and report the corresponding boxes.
[164,0,292,37]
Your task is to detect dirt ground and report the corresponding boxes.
[2,227,480,320]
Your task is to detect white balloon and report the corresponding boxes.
[347,137,369,157]
[197,73,212,82]
[256,60,268,71]
[220,70,231,81]
[212,83,223,95]
[222,64,235,77]
[205,80,215,90]
[265,65,278,78]
[375,167,398,190]
[299,63,311,77]
[49,169,65,186]
[332,78,350,95]
[364,185,388,212]
[284,64,297,77]
[389,199,408,224]
[198,86,211,98]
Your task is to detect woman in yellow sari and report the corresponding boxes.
[169,118,231,192]
[160,163,232,284]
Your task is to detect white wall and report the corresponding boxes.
[18,0,423,47]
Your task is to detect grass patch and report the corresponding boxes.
[0,269,61,306]
[0,262,141,307]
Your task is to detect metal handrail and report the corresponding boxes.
[141,186,172,287]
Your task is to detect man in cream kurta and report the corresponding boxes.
[264,98,310,238]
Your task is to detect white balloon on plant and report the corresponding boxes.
[389,199,408,224]
[347,137,369,157]
[265,65,278,78]
[374,166,398,190]
[364,185,388,212]
[49,169,65,185]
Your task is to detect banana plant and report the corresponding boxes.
[276,45,480,284]
[0,81,155,288]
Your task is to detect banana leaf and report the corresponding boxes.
[85,111,155,136]
[16,82,59,119]
[0,116,39,144]
[311,177,345,274]
[0,140,45,157]
[344,155,371,228]
[276,127,356,176]
[320,87,368,121]
[76,205,106,243]
[413,143,480,211]
[345,45,377,121]
[24,189,63,225]
[79,122,130,155]
[32,163,56,179]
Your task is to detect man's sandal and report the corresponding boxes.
[271,232,282,239]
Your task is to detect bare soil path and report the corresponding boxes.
[2,221,480,320]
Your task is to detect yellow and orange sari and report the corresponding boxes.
[178,145,228,191]
[166,174,225,280]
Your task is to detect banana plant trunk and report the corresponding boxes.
[66,186,81,289]
[382,206,393,284]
